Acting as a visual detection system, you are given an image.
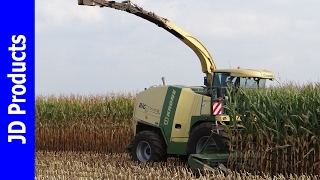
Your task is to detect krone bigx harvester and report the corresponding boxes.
[78,0,275,171]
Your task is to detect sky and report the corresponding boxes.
[36,0,320,95]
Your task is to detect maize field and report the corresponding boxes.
[36,92,136,153]
[36,83,320,179]
[224,83,320,175]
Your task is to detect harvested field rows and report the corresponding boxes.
[36,151,319,180]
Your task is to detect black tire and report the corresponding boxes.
[131,131,167,162]
[187,122,229,155]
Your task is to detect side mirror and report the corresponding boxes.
[203,77,207,86]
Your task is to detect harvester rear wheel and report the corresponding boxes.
[187,122,229,155]
[131,131,167,162]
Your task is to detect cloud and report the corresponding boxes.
[270,0,294,5]
[35,0,320,94]
[36,0,104,33]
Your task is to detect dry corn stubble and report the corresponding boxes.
[36,151,319,180]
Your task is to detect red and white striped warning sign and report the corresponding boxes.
[212,102,222,115]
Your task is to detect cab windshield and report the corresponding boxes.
[212,72,266,88]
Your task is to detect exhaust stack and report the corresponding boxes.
[161,77,167,86]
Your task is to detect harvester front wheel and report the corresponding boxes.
[131,131,167,162]
[187,122,228,155]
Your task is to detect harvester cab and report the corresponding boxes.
[77,0,275,171]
